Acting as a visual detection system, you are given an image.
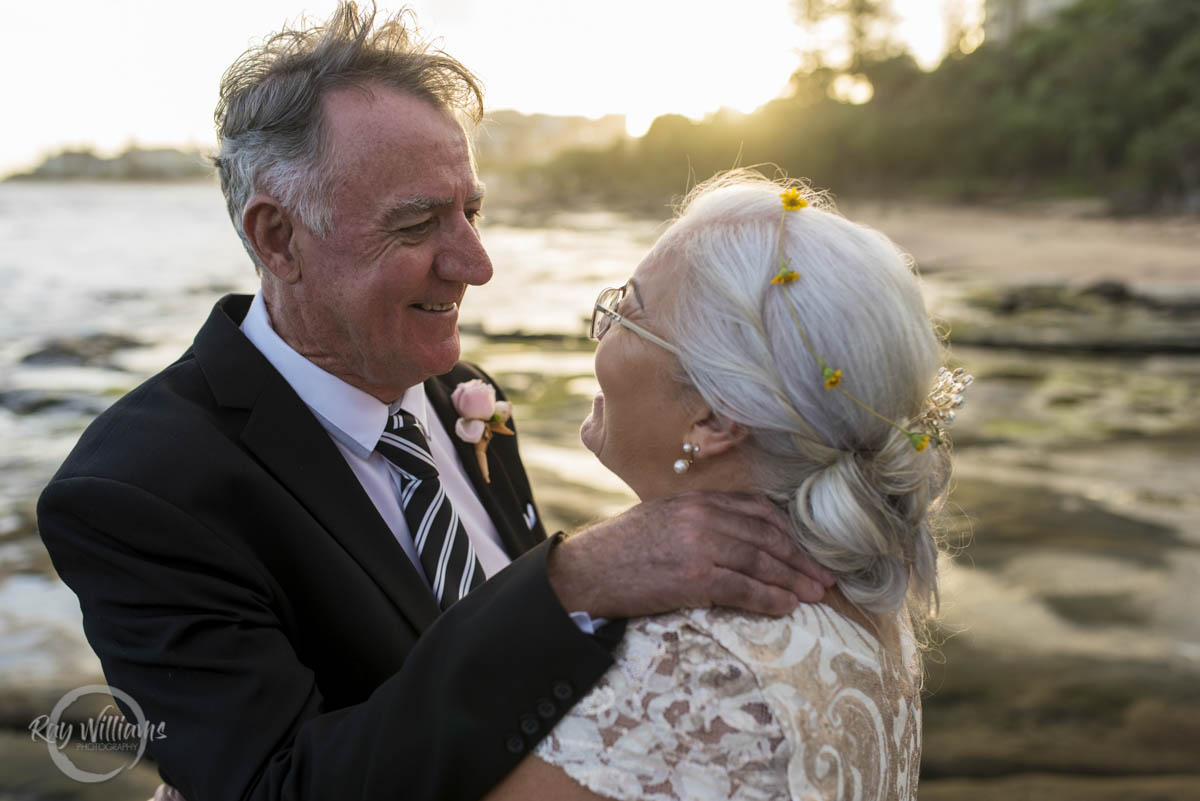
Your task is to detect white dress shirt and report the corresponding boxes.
[239,291,513,590]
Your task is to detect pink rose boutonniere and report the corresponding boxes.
[450,379,514,484]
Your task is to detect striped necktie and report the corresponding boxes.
[376,410,483,610]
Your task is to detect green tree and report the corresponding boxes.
[791,0,903,73]
[531,0,1200,213]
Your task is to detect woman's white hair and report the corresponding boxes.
[657,170,950,616]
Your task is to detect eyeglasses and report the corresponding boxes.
[590,282,680,355]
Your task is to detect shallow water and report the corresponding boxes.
[1,182,1198,792]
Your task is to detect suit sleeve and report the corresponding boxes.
[38,477,618,801]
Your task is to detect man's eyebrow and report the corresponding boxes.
[379,186,486,228]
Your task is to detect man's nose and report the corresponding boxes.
[437,217,493,286]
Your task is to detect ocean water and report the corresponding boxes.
[0,180,656,687]
[0,180,655,500]
[3,182,1199,792]
[0,181,661,358]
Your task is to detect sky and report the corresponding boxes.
[0,0,983,176]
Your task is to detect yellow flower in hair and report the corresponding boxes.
[780,187,808,210]
[771,265,800,284]
[766,179,955,456]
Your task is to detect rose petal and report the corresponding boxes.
[453,379,496,420]
[455,417,486,443]
[492,401,512,423]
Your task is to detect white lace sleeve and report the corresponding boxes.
[533,613,791,801]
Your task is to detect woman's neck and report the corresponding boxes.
[821,585,903,655]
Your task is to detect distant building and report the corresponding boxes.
[985,0,1077,44]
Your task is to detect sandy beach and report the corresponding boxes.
[846,199,1200,284]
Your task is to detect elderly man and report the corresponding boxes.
[37,5,830,801]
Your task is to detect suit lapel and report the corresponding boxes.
[194,296,441,633]
[424,374,537,558]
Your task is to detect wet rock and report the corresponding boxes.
[1040,592,1149,627]
[942,478,1185,570]
[966,281,1200,317]
[91,288,147,304]
[186,281,241,296]
[948,281,1200,354]
[1076,280,1200,317]
[0,510,38,542]
[919,773,1200,801]
[0,730,162,801]
[0,536,57,576]
[1078,279,1134,304]
[980,284,1079,315]
[922,636,1200,779]
[20,333,146,368]
[0,389,111,416]
[0,573,102,697]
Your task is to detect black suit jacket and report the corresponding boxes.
[37,295,619,801]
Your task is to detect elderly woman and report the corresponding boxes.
[486,171,967,801]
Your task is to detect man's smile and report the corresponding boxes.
[413,301,457,313]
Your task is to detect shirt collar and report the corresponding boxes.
[240,290,431,457]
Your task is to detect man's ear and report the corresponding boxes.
[242,194,301,283]
[685,406,747,461]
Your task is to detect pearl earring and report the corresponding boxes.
[673,443,700,474]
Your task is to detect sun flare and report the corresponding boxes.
[2,0,984,173]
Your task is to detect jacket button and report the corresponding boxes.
[535,698,556,719]
[519,714,540,736]
[551,680,573,701]
[504,734,525,754]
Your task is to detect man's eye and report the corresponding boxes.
[465,208,484,225]
[397,219,435,237]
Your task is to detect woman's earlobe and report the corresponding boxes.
[688,411,747,459]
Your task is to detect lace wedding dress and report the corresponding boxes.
[534,604,922,801]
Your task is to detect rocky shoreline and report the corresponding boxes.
[1,196,1197,799]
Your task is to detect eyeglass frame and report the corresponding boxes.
[590,282,680,355]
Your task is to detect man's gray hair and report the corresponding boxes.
[656,170,950,617]
[213,2,484,271]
